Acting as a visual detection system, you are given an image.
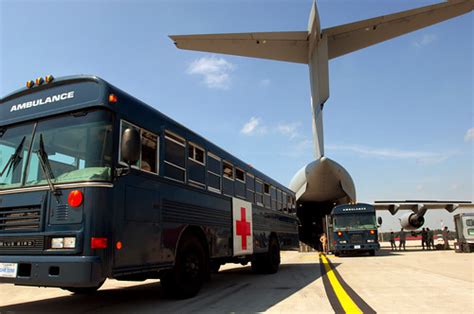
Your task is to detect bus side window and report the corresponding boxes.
[255,179,263,206]
[263,183,271,208]
[207,153,221,193]
[270,186,277,210]
[235,168,246,199]
[276,189,282,211]
[164,131,186,182]
[120,120,140,168]
[188,143,205,188]
[246,173,255,203]
[141,129,158,173]
[282,192,288,213]
[222,161,234,196]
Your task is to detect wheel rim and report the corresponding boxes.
[184,253,200,280]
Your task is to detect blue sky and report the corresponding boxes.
[1,0,472,230]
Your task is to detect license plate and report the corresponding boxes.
[354,245,361,249]
[0,263,18,278]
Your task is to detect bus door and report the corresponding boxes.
[113,122,162,269]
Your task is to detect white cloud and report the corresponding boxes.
[277,122,300,139]
[259,79,271,87]
[413,34,437,48]
[187,56,235,89]
[326,144,452,165]
[240,117,267,135]
[464,128,474,142]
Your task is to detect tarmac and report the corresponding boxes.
[0,241,472,313]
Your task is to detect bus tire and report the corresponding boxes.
[65,279,105,295]
[334,251,340,257]
[161,235,206,299]
[252,236,280,274]
[369,250,375,256]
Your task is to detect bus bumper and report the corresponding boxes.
[0,255,103,288]
[335,243,380,251]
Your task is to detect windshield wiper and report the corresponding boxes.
[36,134,61,198]
[0,136,26,178]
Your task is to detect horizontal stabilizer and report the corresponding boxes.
[325,0,474,59]
[170,31,309,64]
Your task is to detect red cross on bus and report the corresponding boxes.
[236,207,251,250]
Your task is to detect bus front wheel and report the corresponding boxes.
[161,235,206,299]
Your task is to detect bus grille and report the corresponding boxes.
[0,206,42,232]
[350,234,364,244]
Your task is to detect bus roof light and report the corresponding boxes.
[108,94,118,103]
[36,77,44,86]
[370,230,376,235]
[91,237,108,249]
[26,80,35,88]
[68,190,83,207]
[337,231,343,237]
[45,75,54,83]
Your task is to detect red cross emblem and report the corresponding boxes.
[236,207,251,250]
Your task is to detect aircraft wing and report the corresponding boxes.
[373,200,473,215]
[325,0,474,59]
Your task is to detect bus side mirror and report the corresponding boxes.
[121,128,140,166]
[378,217,383,226]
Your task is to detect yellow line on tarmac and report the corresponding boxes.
[320,254,362,314]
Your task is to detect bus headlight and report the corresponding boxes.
[339,240,347,244]
[367,239,375,243]
[51,237,76,249]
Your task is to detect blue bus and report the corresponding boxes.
[0,75,299,298]
[331,203,380,256]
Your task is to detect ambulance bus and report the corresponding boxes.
[331,203,380,256]
[0,75,299,298]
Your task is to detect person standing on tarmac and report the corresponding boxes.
[389,231,397,251]
[421,228,427,250]
[399,228,406,251]
[442,226,450,250]
[427,228,434,250]
[320,233,328,253]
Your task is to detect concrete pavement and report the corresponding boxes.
[0,248,472,313]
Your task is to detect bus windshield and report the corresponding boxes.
[334,214,376,230]
[0,110,113,190]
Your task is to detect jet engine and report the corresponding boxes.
[289,157,355,246]
[399,212,425,230]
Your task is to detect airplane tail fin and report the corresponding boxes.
[170,1,473,159]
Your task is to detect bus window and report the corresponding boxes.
[235,168,246,199]
[263,183,271,208]
[207,153,221,193]
[223,162,233,179]
[222,161,234,196]
[282,192,288,212]
[120,121,157,173]
[141,129,158,173]
[270,186,277,210]
[286,194,292,213]
[188,143,205,165]
[246,173,255,203]
[164,131,186,182]
[255,179,263,206]
[277,189,282,211]
[188,143,205,187]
